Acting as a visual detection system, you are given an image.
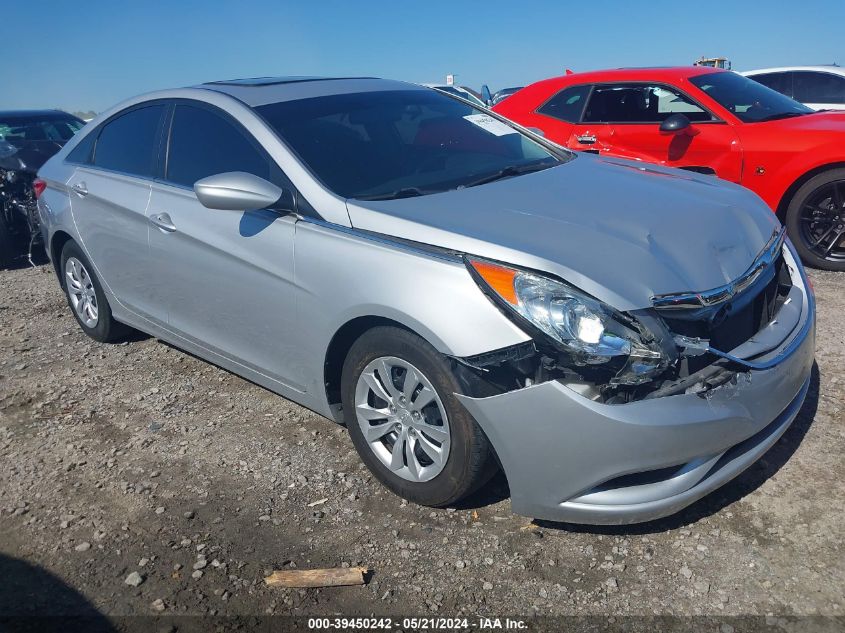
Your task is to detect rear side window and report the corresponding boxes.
[749,72,793,98]
[165,105,269,188]
[792,71,845,104]
[93,105,164,177]
[537,85,591,123]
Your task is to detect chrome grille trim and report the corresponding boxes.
[651,227,786,310]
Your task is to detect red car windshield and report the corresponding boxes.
[689,72,813,123]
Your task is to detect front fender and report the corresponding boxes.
[292,218,530,409]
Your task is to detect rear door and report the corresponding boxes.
[577,83,743,182]
[67,103,167,321]
[147,102,303,389]
[792,71,845,110]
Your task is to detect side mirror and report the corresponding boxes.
[194,172,285,211]
[481,84,492,107]
[659,113,692,134]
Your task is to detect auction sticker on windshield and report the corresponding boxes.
[463,113,517,136]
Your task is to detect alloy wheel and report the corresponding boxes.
[799,180,845,262]
[354,356,451,482]
[65,256,99,328]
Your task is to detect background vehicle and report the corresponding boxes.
[742,65,845,110]
[0,110,84,267]
[423,83,486,108]
[494,67,845,270]
[481,85,524,107]
[694,56,732,70]
[36,76,813,525]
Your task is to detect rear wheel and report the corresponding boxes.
[785,168,845,271]
[341,326,496,507]
[61,241,130,343]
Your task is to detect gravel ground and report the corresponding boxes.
[0,254,843,625]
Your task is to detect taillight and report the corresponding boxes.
[33,178,47,199]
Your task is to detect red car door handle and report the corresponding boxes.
[576,134,596,145]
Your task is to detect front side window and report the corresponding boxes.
[93,105,164,176]
[748,72,794,98]
[166,105,269,188]
[256,89,565,200]
[689,71,813,122]
[583,84,713,123]
[537,85,591,123]
[792,71,845,105]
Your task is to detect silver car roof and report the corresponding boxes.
[196,76,425,107]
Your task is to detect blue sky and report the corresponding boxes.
[3,0,843,112]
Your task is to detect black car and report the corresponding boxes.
[0,110,85,267]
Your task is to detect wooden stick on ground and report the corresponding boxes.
[264,567,369,588]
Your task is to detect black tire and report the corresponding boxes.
[60,241,130,343]
[785,168,845,271]
[341,326,497,507]
[0,209,13,269]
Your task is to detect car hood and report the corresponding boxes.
[761,110,845,133]
[345,154,780,311]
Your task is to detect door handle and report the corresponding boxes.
[71,182,88,197]
[575,134,596,145]
[149,212,176,233]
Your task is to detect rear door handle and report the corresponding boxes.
[71,182,88,197]
[149,212,176,233]
[575,134,596,145]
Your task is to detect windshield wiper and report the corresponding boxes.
[757,111,808,122]
[354,187,429,201]
[462,162,554,188]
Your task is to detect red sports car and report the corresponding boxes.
[494,67,845,270]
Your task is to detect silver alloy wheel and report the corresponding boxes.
[354,356,451,482]
[65,256,99,328]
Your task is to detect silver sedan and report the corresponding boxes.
[35,76,815,524]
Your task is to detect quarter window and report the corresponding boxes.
[165,105,269,188]
[537,85,591,123]
[93,105,164,177]
[584,84,714,123]
[792,71,845,105]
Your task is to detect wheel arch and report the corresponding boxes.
[776,161,845,222]
[323,315,420,411]
[49,230,75,285]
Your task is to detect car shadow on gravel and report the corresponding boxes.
[0,552,115,632]
[528,363,820,535]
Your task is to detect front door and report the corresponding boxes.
[577,83,743,182]
[147,102,303,390]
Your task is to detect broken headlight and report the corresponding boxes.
[466,257,669,385]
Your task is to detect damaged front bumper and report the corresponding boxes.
[456,246,815,525]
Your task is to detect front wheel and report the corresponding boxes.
[341,326,497,507]
[785,168,845,271]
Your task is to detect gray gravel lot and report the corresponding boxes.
[0,257,843,622]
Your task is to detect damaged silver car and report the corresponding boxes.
[36,77,815,524]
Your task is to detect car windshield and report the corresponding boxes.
[256,89,566,200]
[0,114,84,145]
[689,72,813,122]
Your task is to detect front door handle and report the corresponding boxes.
[71,182,88,197]
[149,212,176,233]
[575,134,596,145]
